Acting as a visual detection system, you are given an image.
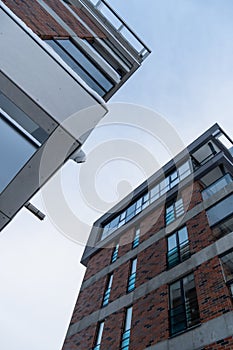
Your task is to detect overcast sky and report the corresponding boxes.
[1,1,233,350]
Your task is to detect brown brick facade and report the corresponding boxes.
[63,176,233,350]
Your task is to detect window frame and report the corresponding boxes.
[127,258,137,292]
[167,226,190,269]
[169,273,200,336]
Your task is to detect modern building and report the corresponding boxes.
[0,0,150,230]
[63,123,233,350]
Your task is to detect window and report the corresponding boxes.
[0,112,38,193]
[165,198,184,225]
[167,227,190,269]
[128,258,137,292]
[211,215,233,239]
[206,195,233,227]
[46,39,114,97]
[111,243,119,263]
[202,173,233,200]
[121,306,133,350]
[169,273,200,336]
[93,321,104,350]
[102,274,113,307]
[132,227,140,249]
[101,161,191,240]
[220,251,233,297]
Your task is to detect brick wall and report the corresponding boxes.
[3,0,104,39]
[201,336,233,350]
[137,238,167,286]
[62,324,95,350]
[195,256,233,323]
[131,286,169,349]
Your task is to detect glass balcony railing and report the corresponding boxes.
[202,173,233,200]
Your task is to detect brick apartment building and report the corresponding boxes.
[63,123,233,350]
[0,0,150,229]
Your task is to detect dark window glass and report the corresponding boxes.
[46,40,106,96]
[207,195,233,227]
[212,215,233,239]
[169,273,200,336]
[0,114,37,193]
[167,227,190,268]
[220,251,233,297]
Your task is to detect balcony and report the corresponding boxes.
[202,173,233,200]
[0,2,107,230]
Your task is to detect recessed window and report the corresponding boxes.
[121,306,133,350]
[132,227,140,249]
[93,321,104,350]
[169,273,200,336]
[111,243,119,263]
[102,274,113,307]
[46,39,114,97]
[128,258,137,292]
[167,226,190,269]
[165,198,184,226]
[220,251,233,297]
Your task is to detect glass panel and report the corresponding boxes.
[124,307,133,331]
[95,321,104,347]
[212,215,233,238]
[183,274,199,328]
[131,259,137,274]
[150,184,159,201]
[202,174,233,200]
[46,40,105,96]
[178,227,188,245]
[207,195,233,227]
[178,161,191,180]
[111,243,119,262]
[168,234,177,251]
[221,251,233,283]
[169,280,186,334]
[0,115,37,193]
[58,40,113,91]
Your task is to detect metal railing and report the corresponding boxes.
[79,0,151,61]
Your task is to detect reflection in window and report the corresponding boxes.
[202,173,233,200]
[128,258,137,292]
[169,273,200,336]
[0,114,37,193]
[111,243,119,263]
[46,39,114,97]
[101,161,191,240]
[220,251,233,298]
[121,306,133,350]
[165,198,184,226]
[102,274,113,307]
[167,227,190,268]
[207,195,233,227]
[132,227,140,249]
[93,321,104,350]
[212,215,233,239]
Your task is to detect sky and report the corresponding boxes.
[1,1,233,350]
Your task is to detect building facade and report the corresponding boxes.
[63,124,233,350]
[0,0,150,230]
